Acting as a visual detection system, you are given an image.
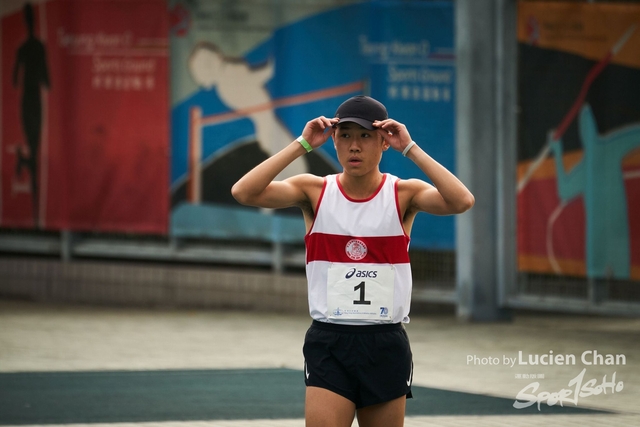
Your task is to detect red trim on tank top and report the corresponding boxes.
[394,179,410,240]
[336,173,387,203]
[306,176,328,237]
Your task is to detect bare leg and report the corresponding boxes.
[356,395,406,427]
[305,386,355,427]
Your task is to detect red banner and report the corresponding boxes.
[1,0,169,233]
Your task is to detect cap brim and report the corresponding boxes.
[335,117,375,130]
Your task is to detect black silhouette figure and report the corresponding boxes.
[12,3,49,227]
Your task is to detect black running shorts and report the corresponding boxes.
[303,320,413,409]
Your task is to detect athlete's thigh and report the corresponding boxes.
[305,386,356,427]
[356,395,406,427]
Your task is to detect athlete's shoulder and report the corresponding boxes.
[286,173,327,200]
[397,177,431,188]
[396,178,434,199]
[288,173,326,187]
[288,174,327,217]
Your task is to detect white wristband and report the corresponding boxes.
[402,141,417,157]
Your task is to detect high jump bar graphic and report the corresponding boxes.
[517,24,637,194]
[187,81,364,203]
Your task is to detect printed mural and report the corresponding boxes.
[517,1,640,280]
[170,0,457,249]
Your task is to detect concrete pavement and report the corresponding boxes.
[1,300,639,426]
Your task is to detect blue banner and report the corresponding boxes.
[170,0,455,249]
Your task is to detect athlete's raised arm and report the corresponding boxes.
[231,116,338,209]
[373,118,475,216]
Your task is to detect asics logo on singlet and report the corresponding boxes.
[345,268,378,279]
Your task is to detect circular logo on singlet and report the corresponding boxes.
[345,239,367,261]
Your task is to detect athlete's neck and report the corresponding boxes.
[338,171,384,200]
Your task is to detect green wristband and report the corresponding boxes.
[297,135,313,153]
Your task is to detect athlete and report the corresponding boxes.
[232,95,474,427]
[13,2,50,227]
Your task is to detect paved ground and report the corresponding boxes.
[1,300,639,426]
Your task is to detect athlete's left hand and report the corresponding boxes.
[372,119,415,154]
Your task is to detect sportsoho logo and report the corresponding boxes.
[345,268,378,279]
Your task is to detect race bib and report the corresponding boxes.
[326,264,394,321]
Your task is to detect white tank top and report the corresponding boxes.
[305,173,412,324]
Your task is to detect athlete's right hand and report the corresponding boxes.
[301,116,339,149]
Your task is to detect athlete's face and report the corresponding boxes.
[333,122,388,177]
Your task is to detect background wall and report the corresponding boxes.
[1,0,639,316]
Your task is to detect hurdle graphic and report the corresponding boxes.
[187,81,364,203]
